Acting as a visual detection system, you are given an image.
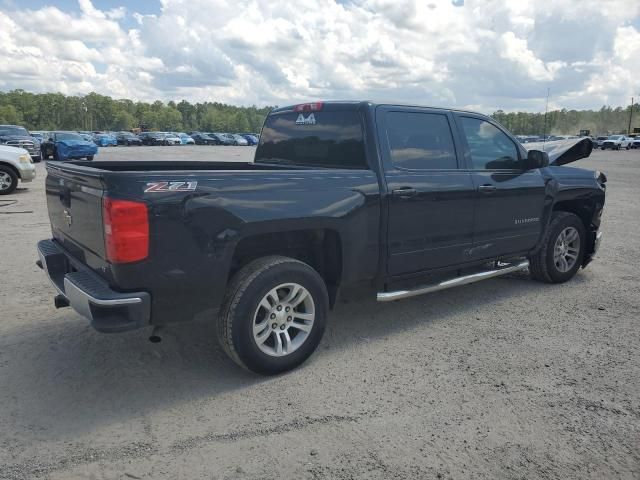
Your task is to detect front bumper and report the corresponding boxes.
[37,239,150,333]
[582,230,603,268]
[18,164,36,182]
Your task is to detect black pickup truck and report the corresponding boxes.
[37,101,606,374]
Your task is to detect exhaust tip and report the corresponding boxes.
[54,294,70,309]
[149,326,163,343]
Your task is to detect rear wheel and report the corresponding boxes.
[529,212,585,284]
[86,155,94,160]
[218,256,328,375]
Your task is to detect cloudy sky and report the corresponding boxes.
[1,0,639,112]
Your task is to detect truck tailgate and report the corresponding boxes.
[45,162,106,260]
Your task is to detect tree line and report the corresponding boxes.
[1,89,638,136]
[0,90,272,133]
[491,105,640,136]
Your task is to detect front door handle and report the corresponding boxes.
[391,187,418,199]
[478,184,496,194]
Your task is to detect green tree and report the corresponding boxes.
[113,110,136,131]
[0,104,22,124]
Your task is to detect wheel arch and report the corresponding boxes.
[228,228,343,307]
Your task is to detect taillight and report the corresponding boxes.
[102,197,149,263]
[293,102,323,112]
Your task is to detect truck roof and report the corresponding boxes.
[270,100,485,117]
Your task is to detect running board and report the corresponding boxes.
[377,260,530,302]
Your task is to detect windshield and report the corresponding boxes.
[0,126,30,136]
[609,135,622,140]
[56,132,83,141]
[255,108,367,169]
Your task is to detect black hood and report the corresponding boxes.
[525,138,593,166]
[0,134,37,143]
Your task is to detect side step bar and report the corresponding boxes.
[377,260,530,302]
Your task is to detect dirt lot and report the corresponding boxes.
[1,147,639,479]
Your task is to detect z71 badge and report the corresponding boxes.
[144,181,198,193]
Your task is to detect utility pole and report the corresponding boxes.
[543,87,550,145]
[628,97,634,135]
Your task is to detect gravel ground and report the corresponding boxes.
[0,147,639,480]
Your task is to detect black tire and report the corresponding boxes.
[529,212,586,284]
[0,165,18,195]
[86,155,94,161]
[33,153,42,163]
[218,256,329,375]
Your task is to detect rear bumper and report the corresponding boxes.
[37,239,150,333]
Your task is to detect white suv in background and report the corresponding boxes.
[602,135,632,150]
[0,144,36,195]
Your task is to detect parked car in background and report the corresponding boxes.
[0,144,36,194]
[31,131,44,141]
[159,132,181,146]
[170,132,194,145]
[189,132,217,145]
[138,132,165,146]
[602,135,632,150]
[631,137,640,149]
[93,133,118,147]
[0,124,42,162]
[594,136,608,148]
[205,133,230,145]
[41,131,98,161]
[116,132,143,146]
[239,133,259,145]
[227,133,248,146]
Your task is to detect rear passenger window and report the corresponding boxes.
[386,112,457,170]
[459,117,521,170]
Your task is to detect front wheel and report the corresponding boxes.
[86,155,94,160]
[218,256,329,375]
[529,212,586,284]
[0,165,18,195]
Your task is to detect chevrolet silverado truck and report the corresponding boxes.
[36,101,606,374]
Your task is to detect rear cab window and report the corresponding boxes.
[255,104,367,169]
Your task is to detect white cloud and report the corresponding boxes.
[0,0,638,112]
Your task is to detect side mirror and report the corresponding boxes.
[525,149,549,170]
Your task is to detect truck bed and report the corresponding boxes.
[53,160,299,173]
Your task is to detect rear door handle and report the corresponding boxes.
[391,187,418,199]
[478,184,496,194]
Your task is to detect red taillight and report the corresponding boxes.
[103,197,149,263]
[293,102,323,112]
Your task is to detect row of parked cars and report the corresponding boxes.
[593,135,640,150]
[515,133,640,150]
[72,130,260,147]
